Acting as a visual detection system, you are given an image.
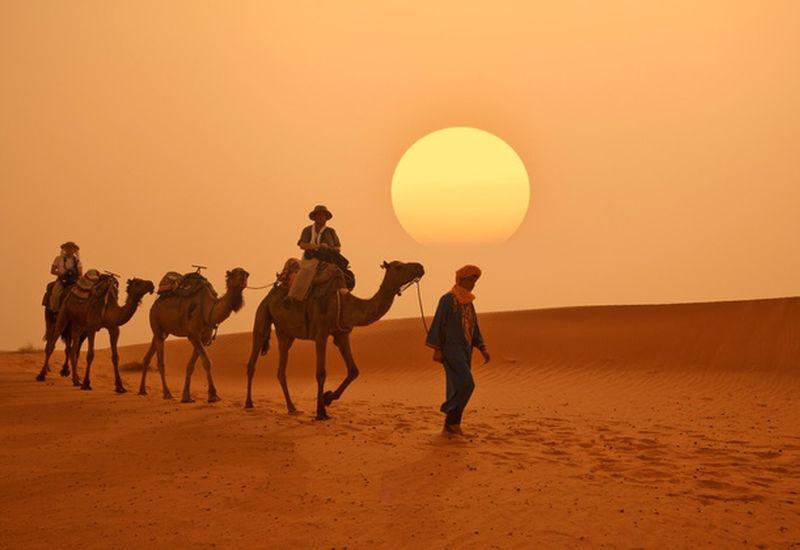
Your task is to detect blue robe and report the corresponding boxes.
[426,292,485,419]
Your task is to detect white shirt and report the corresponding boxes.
[52,254,82,276]
[311,225,327,245]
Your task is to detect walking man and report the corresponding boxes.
[426,265,490,435]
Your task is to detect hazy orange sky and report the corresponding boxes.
[1,1,799,350]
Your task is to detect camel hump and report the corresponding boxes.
[157,271,217,298]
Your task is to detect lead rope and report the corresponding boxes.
[246,281,276,290]
[396,278,429,335]
[205,297,219,346]
[335,289,351,333]
[415,280,429,334]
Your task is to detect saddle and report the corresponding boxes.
[276,258,301,289]
[276,256,352,300]
[157,271,217,299]
[69,270,119,305]
[308,262,348,301]
[305,249,356,291]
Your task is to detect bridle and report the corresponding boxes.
[396,277,419,296]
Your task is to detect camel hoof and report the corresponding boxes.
[181,397,195,404]
[244,401,254,409]
[35,373,46,382]
[207,394,221,403]
[59,369,69,377]
[287,406,299,415]
[72,380,82,387]
[323,390,336,406]
[137,389,147,396]
[115,386,127,394]
[81,384,92,391]
[315,412,331,421]
[163,392,173,400]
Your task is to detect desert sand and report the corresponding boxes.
[1,297,799,548]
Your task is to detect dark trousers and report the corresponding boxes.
[441,355,475,425]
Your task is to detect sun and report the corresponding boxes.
[391,127,530,246]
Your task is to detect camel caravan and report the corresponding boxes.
[37,206,426,421]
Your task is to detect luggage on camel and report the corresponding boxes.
[157,272,183,294]
[76,269,101,291]
[70,269,119,300]
[68,270,119,308]
[156,271,218,299]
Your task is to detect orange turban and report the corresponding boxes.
[455,265,482,284]
[452,265,482,305]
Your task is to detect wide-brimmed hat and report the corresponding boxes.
[60,241,80,251]
[308,205,333,220]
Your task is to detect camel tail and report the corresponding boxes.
[259,302,273,356]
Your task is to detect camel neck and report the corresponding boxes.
[207,287,244,325]
[106,293,141,326]
[341,280,397,327]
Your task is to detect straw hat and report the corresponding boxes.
[60,241,80,252]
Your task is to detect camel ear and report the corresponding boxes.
[226,270,231,277]
[381,261,389,270]
[127,279,132,285]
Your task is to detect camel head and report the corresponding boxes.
[223,268,249,313]
[380,260,425,292]
[225,268,250,290]
[126,278,155,301]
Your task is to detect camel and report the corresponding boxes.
[244,260,425,420]
[37,276,156,392]
[137,268,249,403]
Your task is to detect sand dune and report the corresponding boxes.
[1,298,799,547]
[124,295,800,382]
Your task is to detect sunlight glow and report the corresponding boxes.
[391,127,530,245]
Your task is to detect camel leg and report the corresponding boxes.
[277,334,296,414]
[80,331,96,390]
[314,338,329,421]
[70,337,84,379]
[245,300,273,409]
[59,351,71,377]
[57,319,72,377]
[108,326,126,393]
[193,339,219,403]
[179,347,200,403]
[155,336,172,399]
[244,331,262,410]
[137,340,157,395]
[36,331,60,382]
[38,311,69,381]
[68,330,82,387]
[325,333,360,406]
[42,310,52,374]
